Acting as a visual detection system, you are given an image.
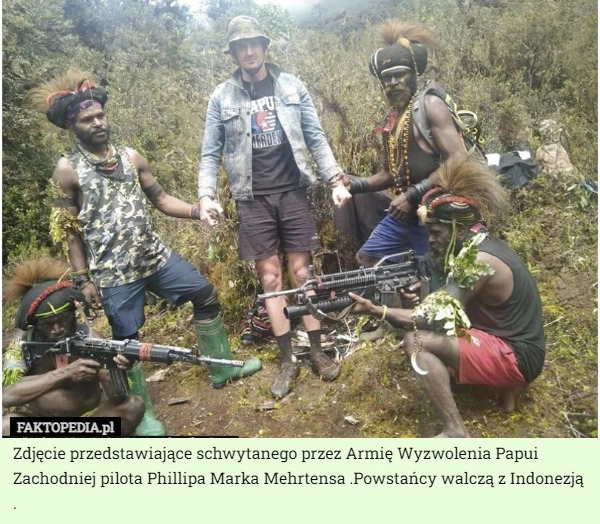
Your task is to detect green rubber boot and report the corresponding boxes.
[127,362,166,437]
[195,313,262,389]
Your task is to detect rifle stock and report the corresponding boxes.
[20,334,245,397]
[258,251,430,321]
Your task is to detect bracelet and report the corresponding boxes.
[349,177,370,195]
[380,305,388,321]
[404,186,420,206]
[190,204,201,220]
[73,273,90,285]
[328,173,342,189]
[78,280,94,290]
[72,268,89,276]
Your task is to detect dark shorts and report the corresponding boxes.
[359,214,429,260]
[236,187,321,260]
[98,252,210,338]
[455,328,526,388]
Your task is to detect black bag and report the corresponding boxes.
[487,151,540,189]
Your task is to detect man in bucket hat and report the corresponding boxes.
[198,16,352,399]
[224,14,271,54]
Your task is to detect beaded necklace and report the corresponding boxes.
[384,97,414,194]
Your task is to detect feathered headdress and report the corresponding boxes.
[369,20,436,80]
[27,68,107,129]
[417,157,508,226]
[3,257,85,330]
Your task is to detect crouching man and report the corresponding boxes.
[350,159,545,437]
[2,258,144,436]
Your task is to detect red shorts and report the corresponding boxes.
[455,329,526,388]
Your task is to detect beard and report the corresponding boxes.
[384,74,417,109]
[74,125,111,148]
[430,236,465,273]
[242,62,264,78]
[385,87,412,109]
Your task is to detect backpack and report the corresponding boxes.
[240,299,272,345]
[412,80,485,156]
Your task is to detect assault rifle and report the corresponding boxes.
[258,251,429,321]
[20,333,244,397]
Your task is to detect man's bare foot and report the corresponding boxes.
[498,384,528,412]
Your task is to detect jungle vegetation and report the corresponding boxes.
[2,0,597,437]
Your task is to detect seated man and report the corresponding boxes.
[349,158,545,438]
[2,258,144,436]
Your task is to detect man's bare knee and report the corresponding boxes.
[402,331,415,357]
[2,413,26,437]
[114,395,145,435]
[356,252,376,268]
[259,270,282,292]
[289,266,308,286]
[129,395,145,421]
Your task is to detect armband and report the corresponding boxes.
[3,340,27,387]
[78,280,94,290]
[349,177,370,195]
[405,180,433,206]
[380,305,388,321]
[143,181,164,199]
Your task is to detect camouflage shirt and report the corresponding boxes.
[67,145,170,288]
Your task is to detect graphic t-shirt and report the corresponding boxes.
[243,75,300,194]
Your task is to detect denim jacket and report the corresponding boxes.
[198,63,341,201]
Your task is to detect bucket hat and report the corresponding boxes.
[225,15,270,54]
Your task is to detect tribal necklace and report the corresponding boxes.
[77,143,120,174]
[384,97,414,194]
[77,143,134,199]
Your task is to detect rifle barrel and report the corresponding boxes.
[258,288,303,300]
[284,296,354,320]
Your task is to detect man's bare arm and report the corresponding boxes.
[341,169,395,194]
[51,160,101,307]
[420,94,470,184]
[2,360,102,409]
[52,159,87,269]
[128,148,199,219]
[394,96,472,216]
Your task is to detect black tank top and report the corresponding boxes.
[406,122,440,184]
[385,121,440,192]
[466,237,546,382]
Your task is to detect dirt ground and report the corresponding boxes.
[142,314,593,439]
[145,329,366,438]
[2,273,596,439]
[2,182,597,439]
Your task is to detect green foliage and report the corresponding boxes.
[446,234,495,288]
[3,0,68,261]
[414,236,494,338]
[1,0,596,438]
[414,290,472,338]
